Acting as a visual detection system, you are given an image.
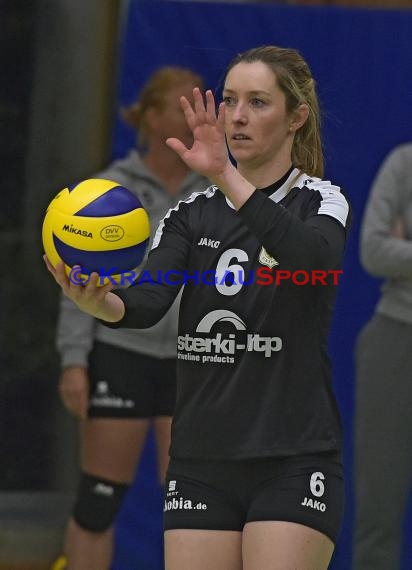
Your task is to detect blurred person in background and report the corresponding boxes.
[51,66,209,570]
[354,142,412,569]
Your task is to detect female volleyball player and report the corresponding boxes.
[46,45,351,569]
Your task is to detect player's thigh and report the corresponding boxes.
[80,418,150,482]
[165,529,242,570]
[243,521,334,570]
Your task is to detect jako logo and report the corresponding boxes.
[62,224,92,238]
[100,225,124,242]
[301,497,326,512]
[197,237,220,248]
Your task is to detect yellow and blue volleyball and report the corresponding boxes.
[42,178,150,284]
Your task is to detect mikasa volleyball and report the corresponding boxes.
[42,179,150,284]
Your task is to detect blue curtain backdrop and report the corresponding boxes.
[111,2,412,569]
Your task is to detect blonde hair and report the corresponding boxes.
[224,46,324,178]
[122,66,204,146]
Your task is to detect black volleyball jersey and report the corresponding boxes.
[111,167,351,460]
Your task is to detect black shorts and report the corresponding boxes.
[87,341,176,419]
[164,452,344,543]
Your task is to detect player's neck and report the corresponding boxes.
[237,148,294,189]
[143,144,190,196]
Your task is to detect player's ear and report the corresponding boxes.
[289,103,309,133]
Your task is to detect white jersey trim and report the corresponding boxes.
[151,185,217,250]
[269,169,349,227]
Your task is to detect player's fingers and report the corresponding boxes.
[43,255,56,276]
[98,280,116,298]
[216,101,226,134]
[193,87,207,122]
[64,266,86,298]
[180,95,197,130]
[75,271,99,296]
[54,261,72,293]
[166,137,190,159]
[205,90,217,124]
[80,272,114,306]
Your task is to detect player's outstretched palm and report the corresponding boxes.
[166,88,230,181]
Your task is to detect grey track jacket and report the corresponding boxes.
[360,143,412,324]
[56,150,209,367]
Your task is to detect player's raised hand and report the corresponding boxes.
[166,88,231,182]
[44,256,125,323]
